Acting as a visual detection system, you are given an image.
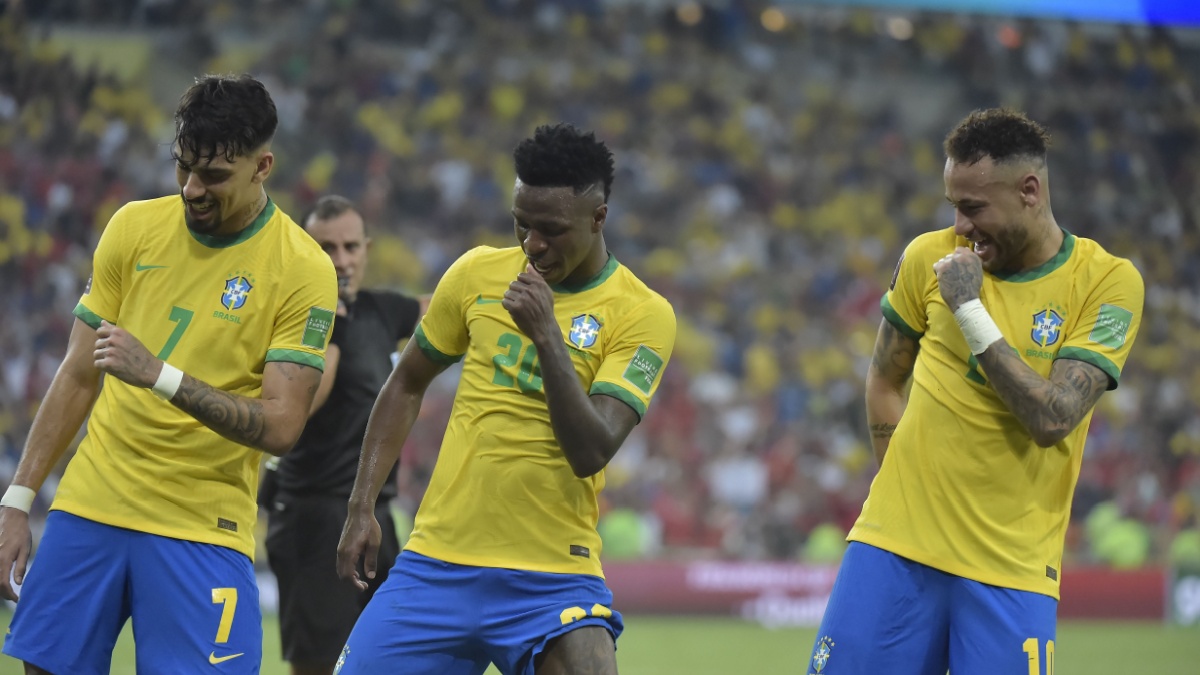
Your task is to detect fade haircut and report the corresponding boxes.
[173,74,277,165]
[305,195,361,231]
[513,123,616,202]
[944,108,1051,167]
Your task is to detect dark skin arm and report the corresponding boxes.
[94,320,322,456]
[0,319,101,600]
[934,247,1111,447]
[337,339,447,590]
[865,318,919,467]
[503,264,640,478]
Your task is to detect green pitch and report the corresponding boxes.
[3,613,1197,673]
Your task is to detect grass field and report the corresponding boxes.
[2,612,1197,674]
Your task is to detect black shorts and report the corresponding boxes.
[265,492,400,664]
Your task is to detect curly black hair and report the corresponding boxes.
[173,74,277,165]
[513,123,615,202]
[944,108,1051,166]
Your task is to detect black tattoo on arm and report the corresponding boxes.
[173,374,267,448]
[976,347,1110,447]
[870,422,898,439]
[870,320,919,388]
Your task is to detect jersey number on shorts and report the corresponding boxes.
[492,332,543,393]
[559,604,613,625]
[157,306,195,360]
[212,587,238,643]
[1023,637,1054,675]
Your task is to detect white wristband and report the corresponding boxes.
[1,485,36,513]
[152,363,184,400]
[953,299,1005,355]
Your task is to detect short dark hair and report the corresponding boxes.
[304,195,364,233]
[173,74,277,165]
[513,123,615,202]
[943,108,1051,166]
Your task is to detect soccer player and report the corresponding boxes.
[0,74,337,674]
[333,124,676,675]
[262,195,426,675]
[808,108,1144,675]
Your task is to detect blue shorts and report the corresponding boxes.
[2,511,262,675]
[335,550,623,675]
[808,542,1057,675]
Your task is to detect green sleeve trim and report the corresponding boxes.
[590,381,647,421]
[414,325,463,365]
[265,349,325,373]
[1056,347,1120,390]
[73,303,106,330]
[880,295,923,341]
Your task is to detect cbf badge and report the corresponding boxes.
[568,314,602,349]
[810,635,835,674]
[221,275,254,310]
[1031,307,1064,347]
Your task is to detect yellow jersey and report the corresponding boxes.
[409,246,676,577]
[55,195,337,559]
[850,227,1143,598]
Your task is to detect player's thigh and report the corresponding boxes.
[335,551,490,675]
[482,567,623,675]
[129,533,262,674]
[807,542,951,675]
[534,626,617,675]
[949,577,1057,675]
[1,512,132,675]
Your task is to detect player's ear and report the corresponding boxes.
[592,203,607,233]
[1019,172,1040,208]
[251,151,274,185]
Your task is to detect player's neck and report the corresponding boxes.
[1018,218,1064,271]
[560,241,610,288]
[215,191,269,238]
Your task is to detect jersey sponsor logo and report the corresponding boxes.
[209,651,245,665]
[135,261,168,271]
[217,518,238,533]
[810,635,835,673]
[622,345,664,395]
[568,314,602,349]
[303,307,335,349]
[570,544,591,558]
[221,276,253,310]
[1031,308,1064,347]
[1089,303,1133,349]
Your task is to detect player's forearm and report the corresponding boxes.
[976,342,1087,447]
[865,370,906,468]
[348,373,424,510]
[535,336,618,478]
[170,374,299,456]
[11,369,100,490]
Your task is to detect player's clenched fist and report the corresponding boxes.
[932,246,984,312]
[0,507,32,601]
[94,320,161,388]
[503,263,559,345]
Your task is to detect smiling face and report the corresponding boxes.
[174,144,273,236]
[943,155,1044,274]
[511,180,608,287]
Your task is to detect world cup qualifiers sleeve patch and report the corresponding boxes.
[302,307,335,349]
[622,345,665,395]
[1088,303,1133,349]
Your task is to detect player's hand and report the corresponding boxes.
[504,264,559,346]
[336,505,382,592]
[933,246,984,312]
[0,506,32,602]
[94,320,161,388]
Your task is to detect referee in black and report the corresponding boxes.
[261,195,426,675]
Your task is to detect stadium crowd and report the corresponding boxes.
[2,0,1199,570]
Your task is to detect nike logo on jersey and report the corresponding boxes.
[135,262,168,271]
[209,651,245,665]
[475,294,503,305]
